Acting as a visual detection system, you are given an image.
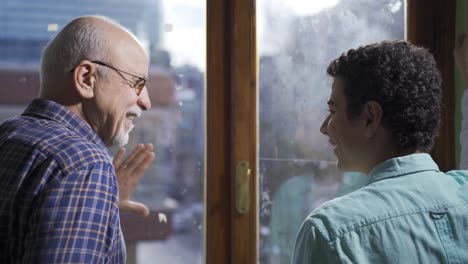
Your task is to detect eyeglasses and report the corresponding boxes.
[91,61,148,96]
[70,60,148,96]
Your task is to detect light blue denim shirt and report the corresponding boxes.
[292,153,468,264]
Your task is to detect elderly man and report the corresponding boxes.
[0,16,154,263]
[292,41,468,263]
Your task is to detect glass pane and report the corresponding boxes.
[0,1,205,263]
[257,1,405,263]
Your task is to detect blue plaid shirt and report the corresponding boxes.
[0,99,125,263]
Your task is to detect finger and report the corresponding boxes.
[130,152,155,177]
[113,148,126,169]
[126,155,147,175]
[120,200,150,217]
[122,144,145,169]
[144,143,154,152]
[125,144,154,167]
[126,150,155,178]
[127,144,154,169]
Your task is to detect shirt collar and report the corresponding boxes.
[22,99,108,152]
[366,153,440,185]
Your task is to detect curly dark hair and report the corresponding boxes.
[326,40,442,152]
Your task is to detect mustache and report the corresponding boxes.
[127,105,142,117]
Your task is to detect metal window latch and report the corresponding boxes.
[235,160,251,214]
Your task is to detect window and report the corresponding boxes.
[0,1,205,263]
[257,1,405,263]
[0,0,457,263]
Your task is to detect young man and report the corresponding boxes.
[0,16,154,262]
[292,40,468,263]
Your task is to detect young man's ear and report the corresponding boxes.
[72,60,97,99]
[363,100,383,138]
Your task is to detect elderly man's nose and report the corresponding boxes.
[138,87,151,110]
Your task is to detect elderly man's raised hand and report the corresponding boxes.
[113,143,155,217]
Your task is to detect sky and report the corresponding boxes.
[160,0,340,71]
[160,0,206,70]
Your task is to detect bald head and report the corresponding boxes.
[40,16,147,97]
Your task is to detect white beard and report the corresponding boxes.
[111,105,141,147]
[111,123,134,147]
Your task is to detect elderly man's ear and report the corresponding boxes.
[73,60,97,99]
[363,100,383,139]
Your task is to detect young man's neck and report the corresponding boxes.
[362,147,421,174]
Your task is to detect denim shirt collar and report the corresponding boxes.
[366,153,440,185]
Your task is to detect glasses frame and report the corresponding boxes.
[69,60,148,95]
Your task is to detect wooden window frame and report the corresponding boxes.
[206,0,456,263]
[407,0,456,172]
[206,0,257,263]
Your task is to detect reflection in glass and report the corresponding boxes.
[257,0,404,263]
[0,1,205,263]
